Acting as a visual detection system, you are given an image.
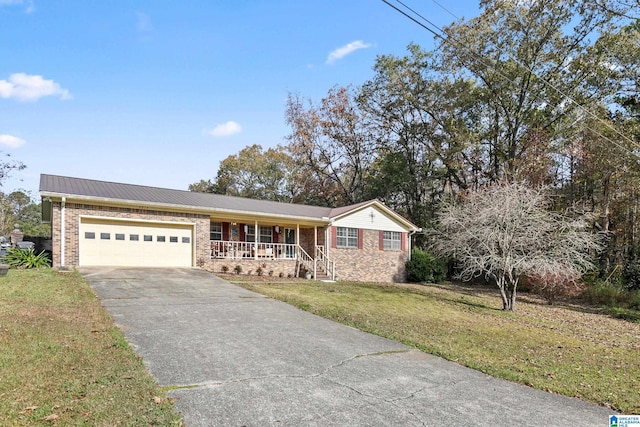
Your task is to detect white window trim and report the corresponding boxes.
[259,226,272,243]
[383,231,401,251]
[210,222,222,241]
[337,227,358,248]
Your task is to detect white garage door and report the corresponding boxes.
[79,217,194,267]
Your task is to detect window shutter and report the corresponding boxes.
[401,232,407,251]
[358,228,364,250]
[331,226,337,248]
[379,230,384,250]
[222,222,230,241]
[272,226,278,243]
[239,224,245,241]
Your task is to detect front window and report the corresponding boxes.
[259,226,272,243]
[245,225,255,242]
[210,222,222,241]
[383,231,401,250]
[337,227,358,248]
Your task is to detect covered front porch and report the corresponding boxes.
[208,219,335,280]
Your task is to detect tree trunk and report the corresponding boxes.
[498,274,517,311]
[496,274,513,311]
[601,172,612,272]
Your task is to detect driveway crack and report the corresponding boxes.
[165,348,428,426]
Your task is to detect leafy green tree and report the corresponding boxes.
[358,44,478,230]
[19,202,51,237]
[191,144,300,202]
[0,191,50,237]
[188,179,215,193]
[439,0,638,184]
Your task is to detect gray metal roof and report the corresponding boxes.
[39,174,337,220]
[39,174,419,230]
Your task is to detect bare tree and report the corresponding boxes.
[432,183,601,311]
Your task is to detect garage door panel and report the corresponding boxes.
[80,218,193,267]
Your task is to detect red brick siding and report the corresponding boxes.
[331,228,408,282]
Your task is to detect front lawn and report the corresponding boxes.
[235,279,640,414]
[0,269,183,426]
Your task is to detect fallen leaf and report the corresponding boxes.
[42,414,59,421]
[153,396,163,404]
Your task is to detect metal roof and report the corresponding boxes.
[40,174,332,220]
[39,174,419,229]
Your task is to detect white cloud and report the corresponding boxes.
[0,134,26,148]
[207,121,242,137]
[0,0,35,13]
[0,73,71,101]
[326,40,372,64]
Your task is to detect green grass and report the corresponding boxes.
[235,279,640,414]
[0,269,183,426]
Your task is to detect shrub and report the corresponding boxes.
[279,272,284,278]
[580,280,640,322]
[526,270,583,304]
[256,267,263,276]
[221,265,229,273]
[622,262,640,291]
[405,249,446,283]
[268,270,274,276]
[233,265,242,275]
[2,248,51,269]
[581,280,626,306]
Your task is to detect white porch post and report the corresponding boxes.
[60,197,66,267]
[254,221,258,260]
[313,226,317,279]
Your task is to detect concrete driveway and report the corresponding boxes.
[81,267,613,426]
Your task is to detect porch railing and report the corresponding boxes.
[316,245,335,280]
[210,241,297,260]
[210,240,336,281]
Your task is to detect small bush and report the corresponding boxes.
[526,270,583,304]
[2,248,51,269]
[406,249,446,283]
[582,280,626,307]
[622,262,640,291]
[221,265,229,273]
[233,265,242,275]
[268,270,274,276]
[279,272,284,278]
[256,267,263,276]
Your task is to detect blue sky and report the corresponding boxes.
[1,0,478,198]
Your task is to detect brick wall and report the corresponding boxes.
[206,258,298,278]
[50,201,210,268]
[331,229,408,283]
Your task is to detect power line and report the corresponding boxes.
[380,0,640,160]
[380,0,442,39]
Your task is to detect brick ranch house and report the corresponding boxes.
[39,174,421,282]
